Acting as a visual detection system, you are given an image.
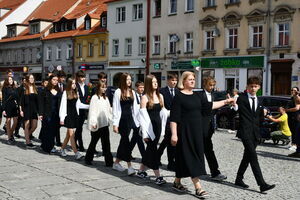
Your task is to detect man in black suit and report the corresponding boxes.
[75,70,89,152]
[157,73,178,171]
[200,76,227,181]
[233,77,275,193]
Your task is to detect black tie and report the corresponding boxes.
[171,88,174,97]
[251,97,256,114]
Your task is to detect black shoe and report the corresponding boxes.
[56,142,62,147]
[26,143,35,149]
[130,155,136,161]
[235,179,249,188]
[85,160,93,165]
[260,184,275,193]
[30,135,35,140]
[78,147,85,152]
[14,132,21,138]
[211,173,227,182]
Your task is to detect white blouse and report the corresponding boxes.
[87,95,112,132]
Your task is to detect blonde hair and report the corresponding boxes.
[177,71,195,90]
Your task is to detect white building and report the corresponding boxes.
[106,0,147,86]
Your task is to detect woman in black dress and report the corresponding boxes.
[59,77,88,160]
[170,71,233,197]
[137,74,167,185]
[2,77,19,144]
[112,73,139,176]
[20,74,39,148]
[39,75,62,153]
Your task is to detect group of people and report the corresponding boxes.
[1,69,287,198]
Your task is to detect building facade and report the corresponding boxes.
[106,0,147,86]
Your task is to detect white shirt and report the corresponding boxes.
[78,82,85,96]
[204,90,212,102]
[233,93,257,111]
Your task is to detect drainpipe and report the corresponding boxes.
[72,37,75,76]
[145,0,151,75]
[265,0,272,95]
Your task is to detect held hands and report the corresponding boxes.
[2,111,6,117]
[225,94,235,105]
[144,138,149,142]
[38,116,43,121]
[171,135,178,146]
[113,125,119,133]
[20,111,24,117]
[92,124,97,129]
[60,121,64,125]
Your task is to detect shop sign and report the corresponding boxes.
[201,56,264,68]
[153,63,161,70]
[191,59,201,67]
[171,61,193,69]
[109,61,130,66]
[79,64,104,70]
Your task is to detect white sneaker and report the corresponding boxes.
[75,152,84,160]
[127,167,136,176]
[112,163,126,172]
[60,149,67,157]
[289,145,297,151]
[51,147,57,153]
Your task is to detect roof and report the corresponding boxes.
[0,0,26,22]
[104,0,124,4]
[42,29,78,40]
[73,22,107,37]
[0,0,79,43]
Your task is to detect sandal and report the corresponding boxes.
[195,188,208,199]
[172,182,188,193]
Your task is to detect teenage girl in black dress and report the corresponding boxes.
[137,74,166,185]
[20,74,39,148]
[59,77,88,160]
[2,76,19,144]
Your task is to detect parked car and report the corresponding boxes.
[215,94,291,130]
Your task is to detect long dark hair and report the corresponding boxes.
[3,77,17,89]
[119,73,133,100]
[24,74,37,95]
[47,74,59,91]
[144,74,163,109]
[65,77,78,99]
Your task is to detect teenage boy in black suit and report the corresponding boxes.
[233,77,275,193]
[157,73,178,171]
[75,70,89,152]
[200,76,227,181]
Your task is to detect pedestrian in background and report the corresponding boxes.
[137,75,168,185]
[112,73,139,176]
[19,74,39,148]
[86,81,113,166]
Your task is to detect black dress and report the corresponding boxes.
[2,87,19,118]
[64,98,79,129]
[21,93,39,120]
[142,103,162,170]
[116,97,135,162]
[170,92,208,178]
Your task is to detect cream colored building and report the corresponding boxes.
[150,0,300,95]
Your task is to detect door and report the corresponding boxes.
[271,62,292,95]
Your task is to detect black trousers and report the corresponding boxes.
[85,126,113,166]
[204,127,220,177]
[116,119,133,162]
[157,124,176,166]
[55,126,61,145]
[129,127,145,158]
[41,116,59,153]
[237,138,266,186]
[75,109,85,149]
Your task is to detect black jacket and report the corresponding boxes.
[198,90,214,137]
[236,93,264,141]
[76,83,89,105]
[2,87,19,111]
[38,89,62,118]
[159,86,178,110]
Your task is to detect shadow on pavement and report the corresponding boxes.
[256,150,300,162]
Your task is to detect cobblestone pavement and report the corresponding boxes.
[0,121,299,200]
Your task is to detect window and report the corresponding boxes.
[46,47,52,60]
[139,37,146,55]
[133,4,143,20]
[67,44,72,59]
[77,43,82,57]
[112,39,119,56]
[169,0,177,14]
[228,0,239,3]
[101,16,107,27]
[154,0,161,17]
[29,49,32,63]
[100,41,105,56]
[61,23,65,31]
[207,0,215,7]
[169,34,176,53]
[153,35,160,54]
[72,21,76,30]
[125,38,132,56]
[85,19,91,30]
[88,42,94,57]
[205,31,215,50]
[0,51,2,63]
[14,51,17,62]
[21,49,25,63]
[251,26,263,48]
[56,46,61,60]
[36,48,41,63]
[8,28,16,37]
[277,23,289,46]
[186,0,194,12]
[116,7,126,22]
[228,28,238,48]
[185,33,193,52]
[65,23,68,31]
[7,51,11,63]
[30,23,39,34]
